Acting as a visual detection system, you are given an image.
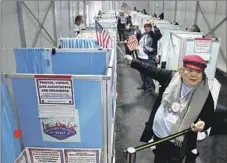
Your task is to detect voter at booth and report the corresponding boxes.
[117,11,127,41]
[125,54,215,163]
[73,15,84,37]
[136,21,162,94]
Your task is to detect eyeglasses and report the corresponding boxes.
[184,68,202,75]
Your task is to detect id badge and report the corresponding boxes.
[167,113,178,124]
[171,102,181,113]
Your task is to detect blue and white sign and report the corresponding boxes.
[40,110,81,142]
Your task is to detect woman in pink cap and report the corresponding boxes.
[125,54,214,163]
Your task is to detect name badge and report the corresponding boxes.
[171,102,181,113]
[167,114,178,124]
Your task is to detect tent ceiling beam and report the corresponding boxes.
[198,2,227,64]
[52,1,58,46]
[16,1,26,48]
[21,1,56,47]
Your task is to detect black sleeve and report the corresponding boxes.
[153,26,162,41]
[130,59,173,85]
[199,92,215,131]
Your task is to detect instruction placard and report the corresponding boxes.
[35,75,75,118]
[64,149,100,163]
[28,148,64,163]
[35,77,74,105]
[193,38,212,53]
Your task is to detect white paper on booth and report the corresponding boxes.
[38,105,75,118]
[40,110,81,142]
[64,149,101,163]
[27,148,64,163]
[35,78,75,118]
[193,38,212,61]
[194,39,212,53]
[14,149,28,163]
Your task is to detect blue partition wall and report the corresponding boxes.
[11,78,103,148]
[59,38,99,49]
[1,77,21,163]
[51,50,109,75]
[14,48,51,73]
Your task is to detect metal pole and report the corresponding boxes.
[163,1,165,13]
[198,2,227,63]
[31,2,53,47]
[68,1,71,32]
[174,1,178,22]
[125,147,136,163]
[83,1,86,27]
[194,1,199,25]
[16,1,26,48]
[205,16,227,36]
[52,1,58,46]
[77,1,80,15]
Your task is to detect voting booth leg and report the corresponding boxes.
[124,147,136,163]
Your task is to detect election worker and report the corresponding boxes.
[73,15,84,37]
[125,54,214,163]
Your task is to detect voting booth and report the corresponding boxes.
[3,46,117,163]
[2,11,118,163]
[166,31,204,70]
[59,38,99,49]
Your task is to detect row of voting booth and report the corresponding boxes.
[1,11,118,163]
[1,9,223,163]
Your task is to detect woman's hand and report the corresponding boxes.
[191,119,205,132]
[125,55,133,64]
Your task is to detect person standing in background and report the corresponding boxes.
[142,9,147,15]
[159,13,164,20]
[137,21,162,94]
[117,11,127,41]
[73,15,84,37]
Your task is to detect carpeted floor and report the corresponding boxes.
[114,43,227,163]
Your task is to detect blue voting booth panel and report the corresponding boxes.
[14,48,51,74]
[1,77,21,163]
[11,78,103,148]
[51,51,108,75]
[59,38,99,49]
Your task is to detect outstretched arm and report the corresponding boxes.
[130,59,173,85]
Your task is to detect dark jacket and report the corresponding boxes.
[140,26,162,57]
[130,59,215,150]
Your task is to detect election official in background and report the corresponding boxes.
[73,15,84,37]
[117,11,127,41]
